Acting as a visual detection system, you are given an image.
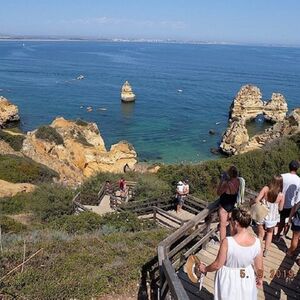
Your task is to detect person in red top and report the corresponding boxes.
[119,177,126,191]
[119,177,127,199]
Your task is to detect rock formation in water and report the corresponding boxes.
[220,85,297,155]
[229,85,288,122]
[0,96,20,127]
[19,117,137,185]
[121,81,136,102]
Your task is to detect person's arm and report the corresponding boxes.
[255,186,268,204]
[278,193,284,211]
[217,180,228,196]
[289,202,300,224]
[199,238,228,273]
[254,241,264,288]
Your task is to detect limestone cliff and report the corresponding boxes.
[220,85,297,155]
[219,119,249,155]
[20,117,137,185]
[0,96,20,127]
[230,85,288,122]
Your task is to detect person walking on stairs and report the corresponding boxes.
[199,208,263,300]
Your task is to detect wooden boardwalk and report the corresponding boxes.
[84,195,114,215]
[178,231,300,300]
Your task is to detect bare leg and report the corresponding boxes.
[287,231,300,256]
[257,225,265,241]
[276,220,285,239]
[264,227,274,251]
[219,206,228,242]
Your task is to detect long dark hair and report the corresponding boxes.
[267,175,283,203]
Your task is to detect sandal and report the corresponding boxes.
[263,250,269,257]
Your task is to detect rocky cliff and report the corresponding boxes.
[19,117,137,185]
[220,85,298,155]
[230,85,288,122]
[0,96,20,127]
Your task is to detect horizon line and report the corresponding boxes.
[1,33,300,48]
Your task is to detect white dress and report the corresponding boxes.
[214,236,261,300]
[262,198,280,228]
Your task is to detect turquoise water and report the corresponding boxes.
[0,41,300,163]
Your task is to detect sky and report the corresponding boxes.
[0,0,300,45]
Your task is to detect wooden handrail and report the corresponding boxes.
[157,198,220,299]
[161,259,189,300]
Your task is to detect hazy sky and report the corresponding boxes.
[0,0,300,45]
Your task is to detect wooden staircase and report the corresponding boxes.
[184,232,300,299]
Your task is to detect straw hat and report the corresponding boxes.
[250,202,269,223]
[183,255,202,283]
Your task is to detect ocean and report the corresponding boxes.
[0,41,299,163]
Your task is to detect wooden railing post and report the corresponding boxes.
[153,207,157,222]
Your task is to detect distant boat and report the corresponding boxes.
[215,122,221,125]
[86,106,93,112]
[77,75,85,80]
[97,108,107,111]
[121,81,136,103]
[177,89,183,93]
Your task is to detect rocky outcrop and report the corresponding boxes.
[20,117,137,185]
[220,85,297,155]
[264,93,288,122]
[220,119,249,155]
[121,81,136,102]
[0,96,20,127]
[230,85,288,122]
[0,179,35,198]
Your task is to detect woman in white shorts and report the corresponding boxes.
[255,175,284,257]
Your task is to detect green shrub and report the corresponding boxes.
[0,129,25,151]
[99,211,156,232]
[135,173,172,199]
[74,132,93,147]
[28,184,74,222]
[80,172,171,202]
[35,126,64,145]
[0,229,167,299]
[80,172,124,195]
[0,154,58,183]
[50,212,103,234]
[0,215,26,233]
[158,135,300,201]
[51,211,156,234]
[75,119,89,127]
[0,193,29,215]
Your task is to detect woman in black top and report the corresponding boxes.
[217,165,240,242]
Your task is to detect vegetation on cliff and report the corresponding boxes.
[0,129,25,151]
[158,134,300,201]
[0,154,58,183]
[1,134,300,299]
[35,125,64,145]
[0,180,165,299]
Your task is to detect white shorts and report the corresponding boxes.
[256,220,278,228]
[264,220,278,228]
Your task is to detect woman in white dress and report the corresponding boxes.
[255,175,284,257]
[199,208,263,300]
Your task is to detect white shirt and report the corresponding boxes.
[281,173,300,208]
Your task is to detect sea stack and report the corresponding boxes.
[0,96,20,128]
[121,81,136,103]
